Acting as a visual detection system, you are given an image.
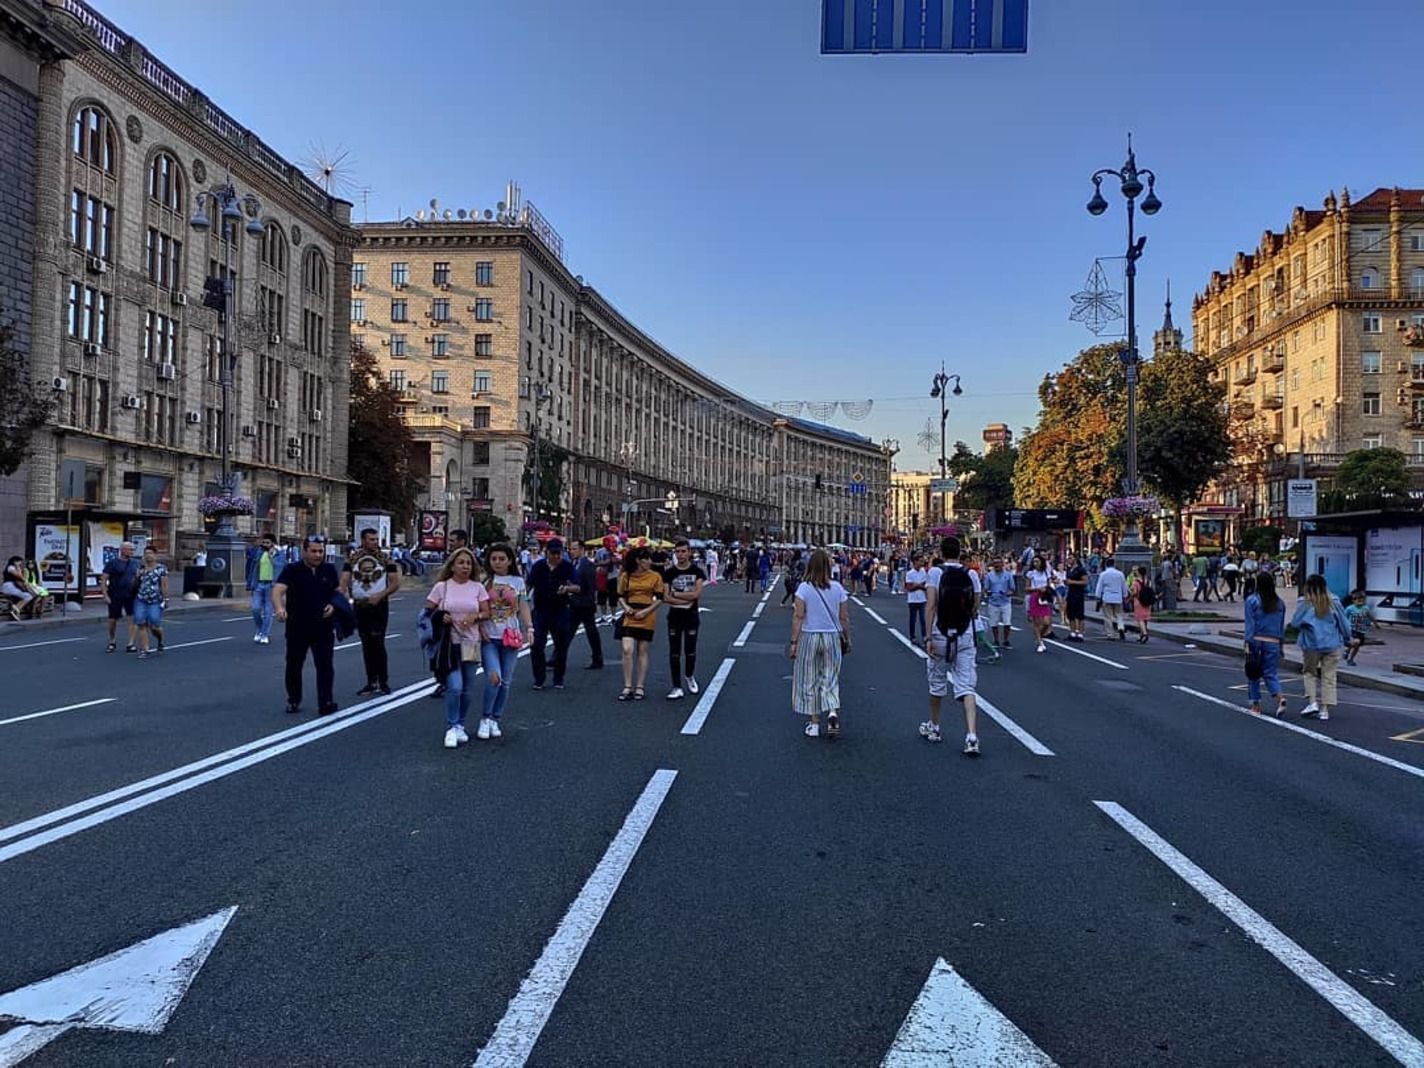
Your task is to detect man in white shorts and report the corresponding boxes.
[921,535,981,756]
[981,556,1015,649]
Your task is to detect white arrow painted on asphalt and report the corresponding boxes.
[883,958,1057,1067]
[0,906,236,1066]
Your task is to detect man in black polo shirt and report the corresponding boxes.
[526,538,578,690]
[273,535,341,716]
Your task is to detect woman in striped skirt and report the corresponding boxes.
[789,548,851,738]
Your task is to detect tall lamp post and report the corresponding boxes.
[1086,137,1162,575]
[524,378,553,529]
[929,366,961,529]
[190,179,264,594]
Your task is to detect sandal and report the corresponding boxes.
[617,688,633,702]
[804,721,820,737]
[633,688,646,701]
[106,642,116,653]
[125,644,137,653]
[826,711,840,737]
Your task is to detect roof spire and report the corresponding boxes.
[1162,279,1174,331]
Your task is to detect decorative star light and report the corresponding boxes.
[1069,260,1124,336]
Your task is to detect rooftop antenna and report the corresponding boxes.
[355,186,372,223]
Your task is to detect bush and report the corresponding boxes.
[1239,526,1284,556]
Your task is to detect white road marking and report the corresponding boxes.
[977,697,1055,756]
[1173,686,1424,782]
[0,637,87,653]
[0,698,116,728]
[221,616,250,622]
[862,605,888,626]
[888,627,929,660]
[752,602,765,619]
[160,637,233,651]
[0,679,433,852]
[335,632,402,651]
[1095,801,1424,1066]
[680,659,735,736]
[1044,638,1129,670]
[0,906,236,1066]
[883,957,1057,1067]
[474,769,677,1067]
[851,596,866,607]
[733,620,756,647]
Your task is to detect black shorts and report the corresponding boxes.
[621,628,655,643]
[108,596,136,620]
[1066,597,1086,622]
[667,611,700,634]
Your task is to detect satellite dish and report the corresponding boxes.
[443,210,452,220]
[457,209,467,219]
[429,197,439,210]
[415,209,425,220]
[496,201,506,212]
[483,209,493,220]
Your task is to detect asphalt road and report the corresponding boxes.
[0,581,1420,1066]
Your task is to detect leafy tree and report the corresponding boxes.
[947,440,1017,512]
[348,340,421,527]
[525,441,570,523]
[0,312,54,477]
[1239,525,1285,556]
[466,511,508,547]
[1136,346,1230,544]
[1320,447,1415,513]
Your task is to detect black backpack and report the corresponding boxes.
[935,565,977,637]
[1138,584,1157,608]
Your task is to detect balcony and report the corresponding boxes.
[395,387,419,404]
[1232,400,1255,418]
[1261,394,1284,410]
[1404,325,1424,347]
[1263,353,1286,374]
[1234,369,1258,387]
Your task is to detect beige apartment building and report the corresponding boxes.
[1192,187,1424,524]
[357,213,891,546]
[8,0,354,563]
[889,470,952,541]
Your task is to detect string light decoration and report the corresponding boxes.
[1069,259,1124,336]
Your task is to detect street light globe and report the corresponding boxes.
[1086,189,1108,216]
[189,205,211,233]
[951,382,963,396]
[1141,189,1162,215]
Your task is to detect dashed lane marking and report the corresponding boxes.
[0,698,116,728]
[733,620,756,648]
[0,637,87,653]
[888,627,929,660]
[1044,639,1128,670]
[1096,800,1424,1066]
[680,659,735,736]
[977,697,1055,757]
[160,637,234,651]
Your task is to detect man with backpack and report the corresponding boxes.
[921,535,981,756]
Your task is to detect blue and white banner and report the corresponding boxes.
[821,0,1028,54]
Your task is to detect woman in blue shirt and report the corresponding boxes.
[1242,570,1286,717]
[1290,574,1353,722]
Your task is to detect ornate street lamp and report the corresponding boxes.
[1087,136,1161,574]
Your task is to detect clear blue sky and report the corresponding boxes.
[99,0,1424,470]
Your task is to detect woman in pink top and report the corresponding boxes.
[425,548,490,749]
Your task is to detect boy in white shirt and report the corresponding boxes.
[921,536,982,756]
[904,553,928,643]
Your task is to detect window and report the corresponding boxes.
[1412,234,1424,253]
[302,251,327,298]
[431,404,450,416]
[1363,392,1381,416]
[63,376,109,433]
[144,228,182,288]
[1413,267,1424,298]
[1360,268,1380,290]
[143,311,177,363]
[431,333,449,358]
[527,270,533,296]
[1363,434,1383,449]
[204,334,224,382]
[475,299,493,321]
[1412,353,1424,383]
[1363,313,1382,333]
[471,441,490,465]
[259,223,287,272]
[391,262,408,287]
[1291,405,1299,429]
[389,369,407,390]
[1355,228,1382,253]
[473,371,491,393]
[391,299,408,322]
[471,476,490,499]
[66,282,110,345]
[351,262,367,287]
[71,106,115,174]
[475,333,493,357]
[351,298,366,323]
[1311,358,1324,382]
[1291,331,1300,353]
[259,285,285,336]
[526,306,534,329]
[476,261,494,286]
[433,262,450,286]
[471,406,491,428]
[1415,397,1424,424]
[1289,368,1301,391]
[301,309,325,355]
[390,333,407,358]
[70,190,115,260]
[1362,351,1382,374]
[432,299,450,322]
[147,153,184,211]
[431,371,449,394]
[1414,438,1424,461]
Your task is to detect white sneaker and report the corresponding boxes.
[963,733,980,757]
[686,675,699,695]
[666,687,685,700]
[252,634,261,643]
[1036,642,1046,653]
[454,724,469,744]
[476,718,492,740]
[259,635,270,644]
[443,727,460,749]
[488,718,502,738]
[1300,702,1320,718]
[919,721,942,743]
[1317,710,1330,722]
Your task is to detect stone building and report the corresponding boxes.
[357,209,891,547]
[7,0,353,570]
[889,470,952,542]
[1192,187,1424,525]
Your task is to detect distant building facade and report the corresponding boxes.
[981,422,1012,451]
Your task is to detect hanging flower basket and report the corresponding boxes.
[197,494,254,517]
[1101,495,1160,519]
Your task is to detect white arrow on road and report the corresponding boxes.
[883,958,1057,1067]
[0,906,236,1066]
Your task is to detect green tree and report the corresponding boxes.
[0,312,54,477]
[1320,447,1414,513]
[348,340,421,527]
[947,440,1017,512]
[525,441,570,523]
[466,512,508,547]
[1136,346,1230,543]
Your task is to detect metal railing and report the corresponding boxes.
[62,0,124,54]
[141,54,189,105]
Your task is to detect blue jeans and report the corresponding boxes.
[1247,641,1282,703]
[250,582,273,638]
[908,603,926,642]
[444,659,482,728]
[134,600,164,628]
[481,640,520,719]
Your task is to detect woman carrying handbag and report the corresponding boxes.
[789,548,850,738]
[424,548,490,749]
[479,543,532,741]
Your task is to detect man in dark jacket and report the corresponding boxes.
[566,540,603,669]
[525,539,578,690]
[273,535,341,716]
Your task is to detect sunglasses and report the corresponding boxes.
[304,536,327,546]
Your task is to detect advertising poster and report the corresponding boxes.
[1193,519,1225,554]
[1364,526,1423,596]
[32,523,79,593]
[85,520,126,592]
[352,512,391,549]
[1304,534,1358,600]
[418,510,448,552]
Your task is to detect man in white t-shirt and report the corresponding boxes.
[1096,556,1128,641]
[904,552,929,643]
[921,536,981,756]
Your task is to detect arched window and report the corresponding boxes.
[1360,267,1380,290]
[302,249,327,298]
[300,249,327,356]
[147,152,185,212]
[71,106,116,174]
[1412,267,1424,297]
[260,222,287,273]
